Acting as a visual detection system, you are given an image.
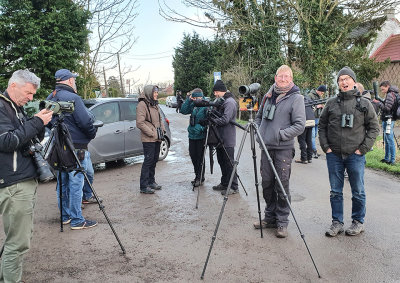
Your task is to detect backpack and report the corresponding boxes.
[45,123,77,171]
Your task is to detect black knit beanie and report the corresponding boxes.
[337,66,356,83]
[213,80,227,92]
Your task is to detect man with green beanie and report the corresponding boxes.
[319,66,379,237]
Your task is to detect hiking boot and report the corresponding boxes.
[307,159,312,163]
[325,221,344,237]
[345,220,365,236]
[221,189,238,195]
[253,219,277,229]
[212,184,227,191]
[62,218,71,225]
[82,196,103,204]
[380,158,389,164]
[295,159,307,164]
[275,226,288,238]
[149,182,162,190]
[192,180,201,187]
[71,220,98,230]
[140,187,155,194]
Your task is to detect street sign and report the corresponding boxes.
[213,72,221,83]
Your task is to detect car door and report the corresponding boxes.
[120,100,143,156]
[89,102,124,163]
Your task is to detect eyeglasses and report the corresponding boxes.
[276,74,291,80]
[338,76,352,84]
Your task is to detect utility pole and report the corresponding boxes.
[117,52,125,96]
[103,66,108,97]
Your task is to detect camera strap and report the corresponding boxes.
[0,93,25,126]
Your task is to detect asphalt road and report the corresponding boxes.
[0,104,399,282]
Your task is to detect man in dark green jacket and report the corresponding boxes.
[319,66,379,237]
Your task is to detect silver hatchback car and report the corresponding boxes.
[84,98,171,165]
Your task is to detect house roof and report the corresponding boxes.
[370,34,400,62]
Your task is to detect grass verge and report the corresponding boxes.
[365,136,400,175]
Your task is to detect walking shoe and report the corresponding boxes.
[325,221,344,237]
[149,182,162,190]
[140,187,155,194]
[345,220,365,236]
[212,184,227,191]
[275,226,288,238]
[82,196,103,204]
[380,158,389,164]
[221,189,238,195]
[344,170,348,178]
[62,219,71,225]
[307,159,312,163]
[313,150,320,159]
[71,220,98,230]
[192,180,201,187]
[253,219,277,229]
[295,159,307,164]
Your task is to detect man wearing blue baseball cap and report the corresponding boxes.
[47,69,99,230]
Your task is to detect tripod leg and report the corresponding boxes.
[58,171,63,232]
[254,126,321,278]
[249,124,263,238]
[201,124,250,279]
[195,126,210,209]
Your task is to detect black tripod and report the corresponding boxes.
[194,119,248,209]
[200,106,320,279]
[45,115,126,254]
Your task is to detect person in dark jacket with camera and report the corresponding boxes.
[253,65,305,238]
[210,80,239,195]
[180,88,208,187]
[320,66,379,237]
[47,69,98,230]
[0,69,53,282]
[373,81,399,165]
[137,85,166,194]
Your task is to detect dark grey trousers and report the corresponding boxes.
[260,148,293,227]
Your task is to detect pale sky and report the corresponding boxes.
[117,0,215,92]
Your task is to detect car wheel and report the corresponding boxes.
[158,139,169,160]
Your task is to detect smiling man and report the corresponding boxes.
[253,65,305,238]
[319,66,379,237]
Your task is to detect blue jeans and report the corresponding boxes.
[83,158,94,200]
[382,120,396,163]
[326,152,366,224]
[57,150,92,226]
[312,118,319,151]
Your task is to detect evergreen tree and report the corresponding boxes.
[0,0,90,97]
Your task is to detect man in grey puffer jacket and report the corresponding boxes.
[253,65,305,238]
[320,66,379,237]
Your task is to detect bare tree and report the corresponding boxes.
[78,0,139,98]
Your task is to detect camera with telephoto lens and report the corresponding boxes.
[193,97,225,108]
[39,100,75,115]
[239,83,261,100]
[22,139,54,182]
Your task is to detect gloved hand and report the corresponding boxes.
[199,119,209,126]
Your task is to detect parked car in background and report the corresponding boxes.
[83,98,171,165]
[165,96,177,108]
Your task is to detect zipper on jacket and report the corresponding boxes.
[13,151,17,172]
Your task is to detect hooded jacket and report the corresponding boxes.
[0,92,45,188]
[319,88,379,158]
[255,85,305,150]
[309,89,324,118]
[136,85,165,142]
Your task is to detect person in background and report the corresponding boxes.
[309,85,326,158]
[180,88,208,186]
[136,85,165,194]
[176,90,183,113]
[295,95,315,164]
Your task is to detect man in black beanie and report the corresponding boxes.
[319,66,379,237]
[210,80,239,195]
